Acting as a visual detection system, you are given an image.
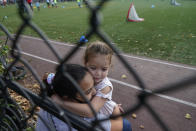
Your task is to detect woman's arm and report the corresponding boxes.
[51,94,107,117]
[51,86,111,117]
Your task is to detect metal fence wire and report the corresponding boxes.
[0,0,196,131]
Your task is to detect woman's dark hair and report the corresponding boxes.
[52,64,89,99]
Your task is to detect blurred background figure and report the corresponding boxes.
[27,0,33,11]
[46,0,50,8]
[77,0,81,8]
[51,0,54,8]
[3,0,7,7]
[36,0,40,11]
[54,0,57,8]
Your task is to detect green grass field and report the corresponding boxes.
[0,0,196,65]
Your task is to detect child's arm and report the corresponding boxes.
[110,106,123,131]
[51,94,107,117]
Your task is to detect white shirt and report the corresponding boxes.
[95,77,117,115]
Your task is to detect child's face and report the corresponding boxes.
[85,54,111,85]
[76,72,96,102]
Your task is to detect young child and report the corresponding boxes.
[36,64,124,131]
[52,41,121,117]
[84,41,117,115]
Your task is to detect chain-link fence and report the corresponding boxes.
[0,0,196,131]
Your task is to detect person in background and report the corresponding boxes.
[54,0,57,8]
[35,0,40,11]
[46,0,50,8]
[77,0,81,8]
[3,0,7,7]
[27,0,33,11]
[51,0,54,8]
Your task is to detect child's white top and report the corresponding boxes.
[95,77,117,115]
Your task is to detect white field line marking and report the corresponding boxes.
[121,54,196,71]
[21,51,196,108]
[109,78,196,108]
[22,51,58,65]
[22,35,196,71]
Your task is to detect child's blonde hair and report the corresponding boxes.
[84,41,113,64]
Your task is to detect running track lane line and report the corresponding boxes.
[23,35,196,71]
[21,51,196,108]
